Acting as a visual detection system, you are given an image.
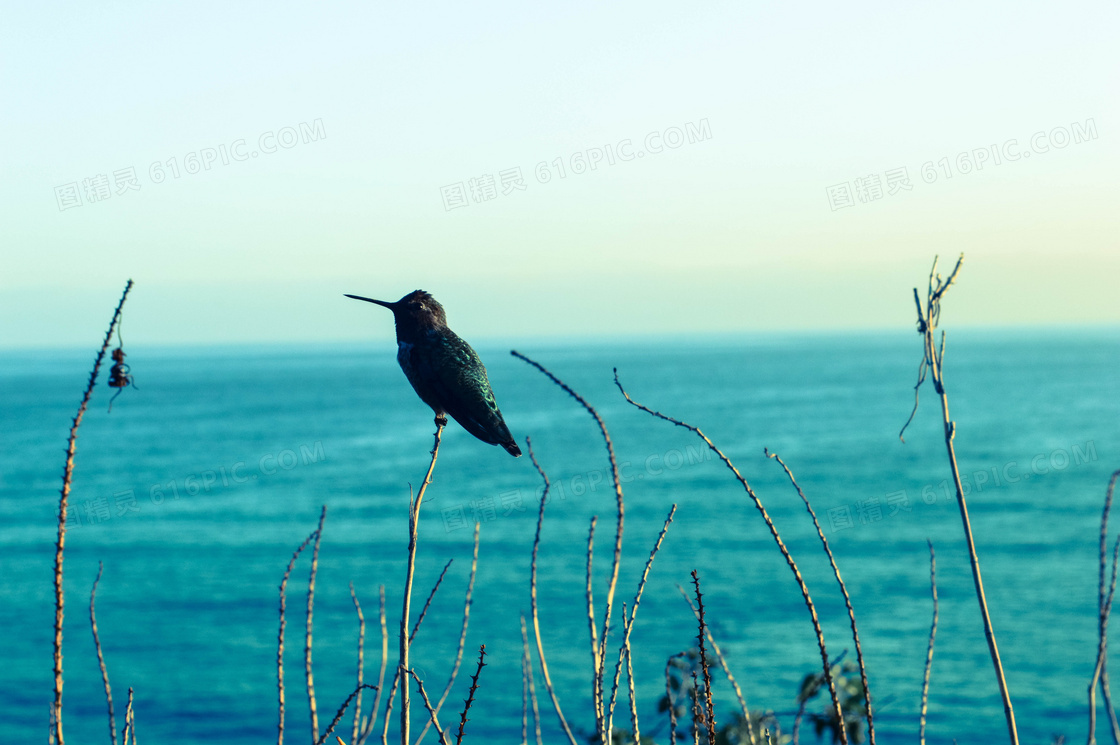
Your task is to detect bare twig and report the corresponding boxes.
[53,279,133,745]
[417,522,479,745]
[410,670,450,745]
[691,572,717,745]
[665,652,687,745]
[1092,470,1120,745]
[121,687,135,745]
[400,422,445,745]
[89,562,117,745]
[455,645,487,745]
[677,588,754,745]
[615,370,847,745]
[308,505,328,744]
[350,582,366,745]
[624,637,638,745]
[317,684,378,745]
[524,437,579,745]
[512,350,626,745]
[920,541,938,745]
[1089,534,1120,745]
[278,524,317,745]
[520,614,543,745]
[902,254,1018,745]
[607,505,677,738]
[689,671,703,745]
[413,560,454,644]
[356,586,388,745]
[586,516,603,737]
[767,448,874,744]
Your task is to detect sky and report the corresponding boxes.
[2,0,1117,348]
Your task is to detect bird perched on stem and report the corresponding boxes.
[346,290,522,457]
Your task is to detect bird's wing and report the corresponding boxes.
[409,336,513,447]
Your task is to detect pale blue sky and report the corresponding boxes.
[2,1,1117,347]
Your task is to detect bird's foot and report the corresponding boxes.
[434,414,448,428]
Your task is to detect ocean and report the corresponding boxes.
[2,329,1118,744]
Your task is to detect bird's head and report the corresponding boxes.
[345,289,448,332]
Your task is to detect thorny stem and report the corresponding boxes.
[920,541,938,745]
[89,562,116,745]
[53,279,133,745]
[904,254,1018,745]
[455,645,487,745]
[615,370,847,745]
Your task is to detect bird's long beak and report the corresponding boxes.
[345,294,395,309]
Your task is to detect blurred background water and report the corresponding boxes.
[2,328,1118,744]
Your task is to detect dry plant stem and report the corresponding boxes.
[524,437,580,745]
[455,645,487,745]
[585,516,604,738]
[1093,470,1120,745]
[278,526,317,745]
[410,670,450,745]
[689,671,703,745]
[624,640,639,745]
[357,586,389,745]
[920,541,938,745]
[350,582,366,745]
[691,572,718,745]
[413,559,454,644]
[89,562,116,745]
[767,449,874,745]
[677,588,754,745]
[521,616,530,745]
[520,614,543,745]
[52,278,132,745]
[606,505,678,738]
[307,505,328,744]
[512,349,626,738]
[416,522,477,743]
[399,422,445,745]
[122,687,134,745]
[665,652,687,745]
[317,684,378,745]
[1089,535,1120,745]
[615,370,847,745]
[907,254,1018,745]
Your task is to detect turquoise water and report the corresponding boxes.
[2,330,1118,744]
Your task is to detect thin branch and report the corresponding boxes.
[525,437,579,745]
[607,505,677,738]
[920,541,938,745]
[615,370,847,745]
[121,688,135,745]
[89,562,117,745]
[53,278,133,745]
[278,526,317,745]
[766,448,874,745]
[624,638,639,745]
[417,522,479,745]
[586,516,603,737]
[317,685,379,745]
[412,559,454,644]
[356,586,388,745]
[512,349,626,745]
[350,582,366,745]
[400,422,445,745]
[677,588,754,745]
[1089,534,1120,745]
[520,613,543,745]
[691,572,717,745]
[1093,470,1120,745]
[665,651,687,745]
[410,670,450,745]
[307,505,328,744]
[455,645,487,745]
[904,254,1018,745]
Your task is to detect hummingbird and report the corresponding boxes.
[346,290,522,457]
